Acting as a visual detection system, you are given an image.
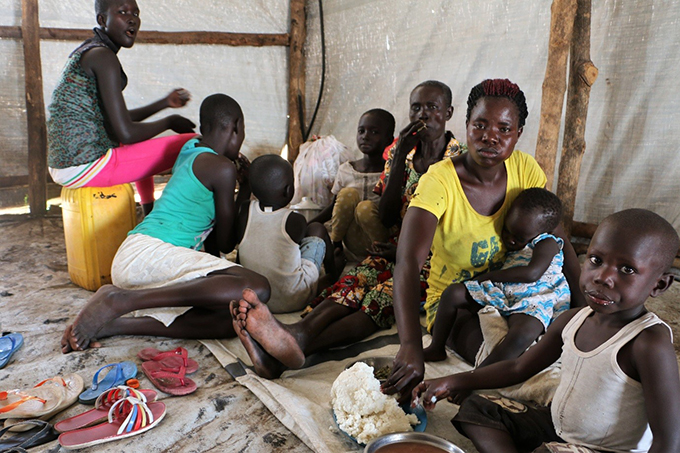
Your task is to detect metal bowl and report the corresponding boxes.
[345,356,394,382]
[364,432,465,453]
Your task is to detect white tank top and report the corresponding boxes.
[551,307,671,453]
[238,201,319,313]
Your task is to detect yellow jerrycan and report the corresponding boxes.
[61,184,137,291]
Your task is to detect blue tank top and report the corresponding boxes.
[131,139,217,250]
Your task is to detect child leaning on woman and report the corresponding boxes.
[424,188,570,367]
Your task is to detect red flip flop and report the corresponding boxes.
[58,396,165,449]
[141,361,196,396]
[137,347,198,374]
[55,386,157,433]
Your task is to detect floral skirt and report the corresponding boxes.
[304,255,429,329]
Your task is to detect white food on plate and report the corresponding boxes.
[331,362,419,444]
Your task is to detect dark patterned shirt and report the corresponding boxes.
[47,28,127,168]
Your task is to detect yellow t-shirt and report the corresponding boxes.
[408,150,548,330]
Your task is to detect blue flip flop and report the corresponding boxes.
[0,333,24,369]
[78,362,137,405]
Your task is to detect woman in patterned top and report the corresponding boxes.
[229,80,464,379]
[47,0,196,215]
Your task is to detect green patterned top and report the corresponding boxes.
[47,29,126,168]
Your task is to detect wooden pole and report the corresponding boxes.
[534,0,577,191]
[21,0,47,216]
[0,26,289,46]
[287,0,306,163]
[556,0,598,235]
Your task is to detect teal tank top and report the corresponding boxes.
[131,139,217,250]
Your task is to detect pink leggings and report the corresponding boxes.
[85,133,197,204]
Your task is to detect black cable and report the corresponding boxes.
[302,0,325,141]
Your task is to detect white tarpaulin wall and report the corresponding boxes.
[0,0,290,178]
[303,0,680,230]
[1,0,679,231]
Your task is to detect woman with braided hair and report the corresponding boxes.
[382,79,584,403]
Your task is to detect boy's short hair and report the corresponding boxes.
[413,80,453,108]
[604,209,680,272]
[249,154,293,203]
[199,94,243,134]
[513,188,563,233]
[362,108,396,137]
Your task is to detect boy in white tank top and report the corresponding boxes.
[411,209,680,453]
[236,154,342,314]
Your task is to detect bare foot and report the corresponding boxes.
[70,285,128,351]
[232,316,286,379]
[61,324,102,354]
[239,288,305,369]
[422,345,448,362]
[61,324,75,354]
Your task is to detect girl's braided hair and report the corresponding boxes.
[466,79,528,128]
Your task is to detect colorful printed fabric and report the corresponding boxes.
[306,133,463,328]
[373,132,464,225]
[464,233,570,329]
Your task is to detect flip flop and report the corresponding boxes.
[137,347,199,374]
[58,396,166,449]
[0,420,59,451]
[0,385,64,420]
[79,362,137,405]
[55,386,157,433]
[0,334,23,369]
[141,361,197,396]
[4,373,84,432]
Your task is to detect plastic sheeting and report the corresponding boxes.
[2,0,680,230]
[303,0,680,230]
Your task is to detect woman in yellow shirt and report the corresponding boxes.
[382,79,584,403]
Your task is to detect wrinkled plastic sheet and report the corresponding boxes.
[2,0,680,231]
[303,0,680,230]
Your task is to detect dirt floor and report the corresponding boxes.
[0,214,312,453]
[1,213,679,453]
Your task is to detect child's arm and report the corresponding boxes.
[128,88,191,122]
[193,154,239,254]
[308,196,335,225]
[476,236,560,284]
[412,308,577,410]
[634,325,680,452]
[81,48,195,144]
[285,211,308,245]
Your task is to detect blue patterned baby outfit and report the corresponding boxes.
[464,233,570,329]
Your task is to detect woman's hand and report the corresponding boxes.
[166,88,192,108]
[167,115,196,134]
[367,241,397,261]
[394,120,427,158]
[381,343,424,405]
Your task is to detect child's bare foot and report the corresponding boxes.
[239,288,305,369]
[69,285,128,351]
[233,316,286,379]
[423,345,448,362]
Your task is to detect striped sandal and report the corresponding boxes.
[58,395,166,449]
